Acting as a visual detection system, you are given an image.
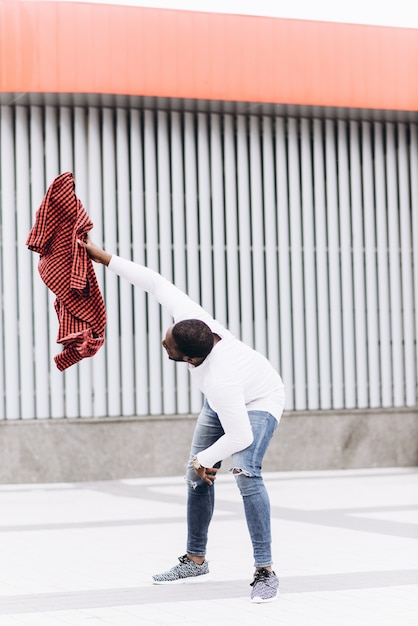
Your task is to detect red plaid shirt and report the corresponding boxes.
[27,172,106,371]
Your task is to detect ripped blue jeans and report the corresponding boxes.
[186,399,278,568]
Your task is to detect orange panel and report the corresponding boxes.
[0,1,417,110]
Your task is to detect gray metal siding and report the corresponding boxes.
[0,105,417,418]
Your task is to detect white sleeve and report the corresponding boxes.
[108,255,208,323]
[196,385,254,467]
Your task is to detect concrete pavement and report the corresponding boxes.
[0,468,417,625]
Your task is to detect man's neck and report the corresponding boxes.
[189,334,222,367]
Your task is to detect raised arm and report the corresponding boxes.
[79,237,211,323]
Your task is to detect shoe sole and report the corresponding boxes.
[250,592,279,603]
[152,573,211,585]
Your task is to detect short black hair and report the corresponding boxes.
[171,319,214,359]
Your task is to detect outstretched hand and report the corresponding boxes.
[78,237,112,266]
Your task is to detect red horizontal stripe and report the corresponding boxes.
[0,1,417,110]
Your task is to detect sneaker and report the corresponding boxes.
[152,554,210,585]
[250,568,279,603]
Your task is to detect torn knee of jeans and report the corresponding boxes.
[185,476,200,489]
[230,467,252,476]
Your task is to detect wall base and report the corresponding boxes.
[0,408,417,483]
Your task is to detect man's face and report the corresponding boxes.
[162,327,186,362]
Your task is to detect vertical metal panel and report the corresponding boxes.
[349,121,368,408]
[288,118,306,410]
[338,121,356,408]
[197,113,213,315]
[1,106,19,419]
[157,110,176,415]
[361,121,380,408]
[313,119,332,410]
[87,106,107,417]
[236,115,254,348]
[143,110,163,415]
[397,124,416,407]
[130,108,149,416]
[1,104,416,421]
[223,115,240,338]
[116,107,135,417]
[170,112,189,413]
[275,117,294,410]
[183,112,203,413]
[74,107,93,418]
[262,116,280,373]
[15,107,35,419]
[102,108,121,417]
[210,113,227,326]
[29,106,50,418]
[249,116,267,356]
[325,120,344,409]
[386,123,404,406]
[410,123,418,395]
[374,122,393,407]
[0,181,3,419]
[300,118,319,409]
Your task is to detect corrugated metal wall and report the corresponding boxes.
[0,105,417,419]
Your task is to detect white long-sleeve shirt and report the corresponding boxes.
[109,255,285,467]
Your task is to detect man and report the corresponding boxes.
[81,237,286,603]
